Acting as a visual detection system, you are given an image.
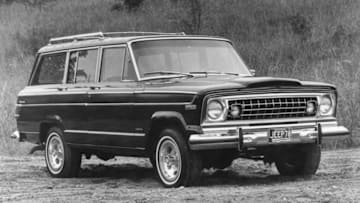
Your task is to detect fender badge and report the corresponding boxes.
[185,104,197,110]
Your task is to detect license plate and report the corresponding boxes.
[269,128,290,142]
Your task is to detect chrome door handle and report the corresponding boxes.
[89,86,101,90]
[57,87,68,91]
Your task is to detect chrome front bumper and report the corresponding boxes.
[189,121,349,150]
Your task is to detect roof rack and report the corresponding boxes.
[48,31,186,45]
[104,31,185,37]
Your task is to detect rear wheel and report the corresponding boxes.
[45,127,81,178]
[155,128,202,187]
[275,144,321,176]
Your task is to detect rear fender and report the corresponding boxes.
[38,114,65,143]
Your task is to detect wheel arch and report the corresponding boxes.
[146,111,188,152]
[38,115,65,144]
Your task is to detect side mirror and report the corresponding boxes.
[250,69,256,76]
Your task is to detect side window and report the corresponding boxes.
[100,47,126,82]
[66,49,98,84]
[31,52,66,85]
[123,49,137,80]
[76,49,97,83]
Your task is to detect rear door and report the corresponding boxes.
[87,45,145,149]
[63,48,99,145]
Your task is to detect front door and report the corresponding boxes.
[87,46,145,149]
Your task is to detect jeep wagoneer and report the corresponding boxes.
[11,32,349,187]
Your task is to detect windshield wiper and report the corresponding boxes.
[189,71,239,76]
[144,71,194,77]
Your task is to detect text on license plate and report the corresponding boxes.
[270,128,290,141]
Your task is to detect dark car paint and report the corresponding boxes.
[140,75,335,94]
[16,74,336,158]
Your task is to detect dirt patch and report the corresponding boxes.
[1,148,360,202]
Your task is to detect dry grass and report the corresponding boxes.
[0,0,359,154]
[1,148,360,202]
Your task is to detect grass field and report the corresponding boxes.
[0,0,359,154]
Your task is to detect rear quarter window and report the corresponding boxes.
[31,52,66,85]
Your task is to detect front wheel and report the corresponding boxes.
[155,128,202,187]
[45,127,81,178]
[275,144,321,176]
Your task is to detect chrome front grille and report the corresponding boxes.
[227,96,318,120]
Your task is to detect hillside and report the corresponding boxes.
[0,0,359,154]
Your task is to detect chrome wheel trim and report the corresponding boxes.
[156,136,182,185]
[45,132,65,175]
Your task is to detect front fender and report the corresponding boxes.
[146,111,201,151]
[151,111,187,128]
[149,111,201,137]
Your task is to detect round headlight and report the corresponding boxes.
[207,100,225,120]
[320,95,332,114]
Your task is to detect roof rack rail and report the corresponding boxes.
[49,32,105,44]
[104,31,185,37]
[48,31,186,44]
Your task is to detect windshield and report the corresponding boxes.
[131,39,251,79]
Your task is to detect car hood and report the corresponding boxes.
[143,75,335,94]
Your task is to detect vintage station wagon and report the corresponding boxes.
[12,32,349,187]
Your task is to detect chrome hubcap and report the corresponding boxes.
[157,137,181,184]
[46,133,64,173]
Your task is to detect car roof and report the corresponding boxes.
[38,32,231,54]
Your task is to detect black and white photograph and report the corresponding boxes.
[0,0,359,202]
